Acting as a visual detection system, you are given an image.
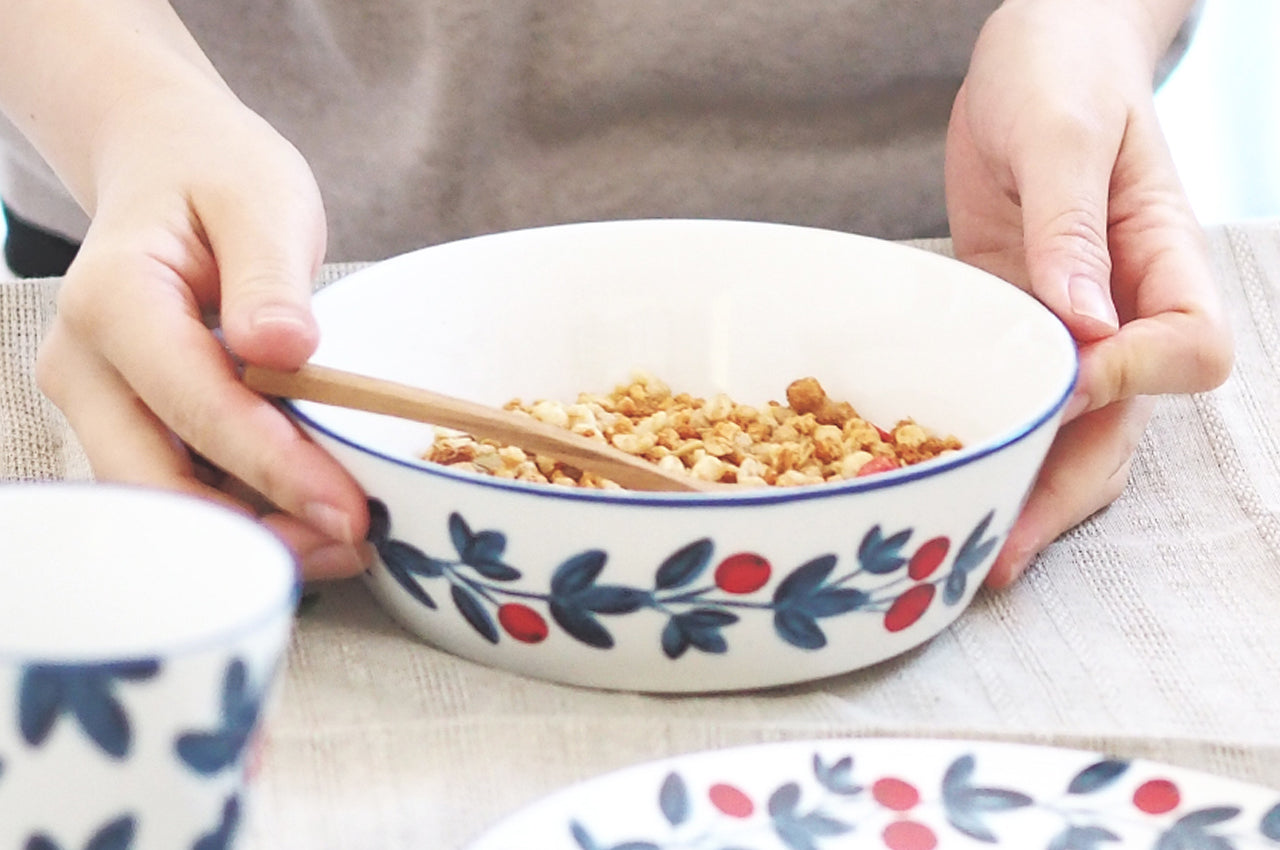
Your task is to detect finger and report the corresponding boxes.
[1072,309,1233,415]
[37,320,251,513]
[41,321,368,579]
[63,249,368,548]
[1068,109,1235,411]
[260,513,371,580]
[1010,104,1124,342]
[200,139,327,369]
[985,395,1155,588]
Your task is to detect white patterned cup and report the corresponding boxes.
[0,484,298,850]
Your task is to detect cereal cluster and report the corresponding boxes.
[423,373,962,489]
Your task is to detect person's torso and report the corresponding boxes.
[1,1,999,260]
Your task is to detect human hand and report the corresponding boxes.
[944,0,1233,586]
[35,82,370,579]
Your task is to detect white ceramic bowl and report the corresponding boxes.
[0,484,297,850]
[291,219,1076,692]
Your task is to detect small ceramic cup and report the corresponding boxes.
[0,484,298,850]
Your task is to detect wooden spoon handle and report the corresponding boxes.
[243,363,717,493]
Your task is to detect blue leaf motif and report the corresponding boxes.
[952,511,999,576]
[659,772,689,827]
[1155,807,1242,850]
[67,676,130,752]
[20,661,160,759]
[943,568,969,606]
[570,822,601,850]
[661,619,690,659]
[941,754,1033,842]
[813,755,862,796]
[467,557,521,582]
[381,549,437,609]
[448,512,475,559]
[661,609,737,658]
[25,814,137,850]
[445,514,520,580]
[104,660,162,681]
[1067,760,1131,794]
[768,780,852,850]
[551,551,609,597]
[86,817,136,850]
[550,601,613,649]
[381,539,445,578]
[193,797,241,850]
[774,609,826,650]
[175,658,263,776]
[857,525,911,574]
[1048,825,1123,850]
[365,498,391,547]
[463,528,505,564]
[774,823,821,850]
[18,666,61,747]
[575,585,650,614]
[1261,802,1280,841]
[675,622,727,652]
[451,585,499,644]
[791,811,852,838]
[803,587,870,617]
[460,529,520,581]
[654,539,713,590]
[767,782,803,818]
[772,555,837,606]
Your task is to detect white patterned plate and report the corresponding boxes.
[465,738,1280,850]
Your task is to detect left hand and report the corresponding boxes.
[944,0,1233,586]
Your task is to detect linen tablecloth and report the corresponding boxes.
[2,221,1278,849]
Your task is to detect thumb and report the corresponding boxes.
[1014,122,1122,343]
[206,175,327,370]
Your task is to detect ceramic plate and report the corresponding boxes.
[466,738,1280,850]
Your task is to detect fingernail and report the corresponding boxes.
[302,543,363,579]
[357,542,378,570]
[1067,275,1119,331]
[303,501,354,544]
[251,303,310,334]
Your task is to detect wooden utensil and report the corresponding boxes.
[243,363,720,493]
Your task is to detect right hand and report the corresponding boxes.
[35,82,370,578]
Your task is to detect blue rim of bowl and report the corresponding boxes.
[0,481,301,663]
[284,363,1077,507]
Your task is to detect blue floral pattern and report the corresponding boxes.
[175,658,267,776]
[24,814,136,850]
[8,649,272,847]
[366,499,999,654]
[18,660,161,759]
[192,796,241,850]
[564,749,1280,850]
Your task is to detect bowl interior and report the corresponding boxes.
[0,485,298,659]
[297,220,1076,480]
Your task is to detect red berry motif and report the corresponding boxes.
[882,820,938,850]
[857,456,900,477]
[1133,779,1181,814]
[708,783,755,818]
[884,584,936,633]
[908,537,950,580]
[872,777,921,811]
[714,553,772,594]
[497,603,549,643]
